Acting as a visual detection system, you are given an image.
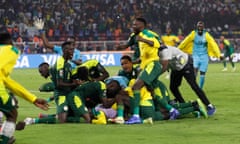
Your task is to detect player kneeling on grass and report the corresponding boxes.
[25,66,113,125]
[25,41,83,125]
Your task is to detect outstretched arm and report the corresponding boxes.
[116,44,129,50]
[4,76,49,110]
[33,98,49,110]
[40,31,54,49]
[34,18,54,49]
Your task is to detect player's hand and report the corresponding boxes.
[34,18,44,30]
[33,98,49,110]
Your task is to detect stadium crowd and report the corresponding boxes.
[1,0,240,53]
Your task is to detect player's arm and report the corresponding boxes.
[136,35,154,46]
[174,36,181,46]
[72,59,82,65]
[137,34,161,49]
[4,76,49,110]
[116,33,135,50]
[160,60,169,74]
[34,18,54,49]
[56,68,79,88]
[98,81,114,108]
[206,33,221,58]
[72,50,82,65]
[56,78,78,88]
[178,31,195,50]
[159,47,170,73]
[101,97,116,108]
[40,31,54,49]
[116,44,129,50]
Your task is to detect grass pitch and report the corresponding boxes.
[11,63,240,144]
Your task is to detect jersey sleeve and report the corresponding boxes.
[53,45,63,55]
[178,31,195,54]
[73,49,81,61]
[4,76,37,103]
[206,32,221,58]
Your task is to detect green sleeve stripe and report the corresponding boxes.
[12,46,19,54]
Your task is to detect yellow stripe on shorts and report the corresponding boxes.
[74,95,82,108]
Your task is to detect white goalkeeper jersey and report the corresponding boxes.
[159,46,189,71]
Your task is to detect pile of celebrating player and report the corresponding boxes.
[0,17,222,144]
[21,18,221,126]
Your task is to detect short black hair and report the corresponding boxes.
[120,55,132,62]
[61,41,72,50]
[136,17,147,27]
[38,62,49,68]
[197,21,204,26]
[106,80,122,98]
[0,32,12,44]
[72,66,90,81]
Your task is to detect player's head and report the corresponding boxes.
[120,55,133,73]
[133,17,147,34]
[62,41,74,60]
[89,66,101,79]
[74,66,90,81]
[196,21,205,35]
[66,36,76,48]
[38,62,50,79]
[220,35,225,42]
[0,32,13,45]
[166,27,172,34]
[106,80,122,98]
